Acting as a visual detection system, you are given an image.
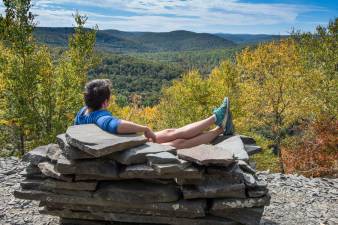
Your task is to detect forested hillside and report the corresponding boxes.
[35,27,236,52]
[90,47,242,106]
[89,53,184,106]
[131,47,243,75]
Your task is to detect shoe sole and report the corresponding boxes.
[221,97,229,129]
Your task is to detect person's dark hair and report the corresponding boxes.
[84,79,112,110]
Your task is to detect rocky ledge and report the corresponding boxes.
[12,124,270,225]
[0,157,337,225]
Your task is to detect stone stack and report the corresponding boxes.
[15,124,270,225]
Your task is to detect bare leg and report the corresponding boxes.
[156,116,216,143]
[162,127,223,149]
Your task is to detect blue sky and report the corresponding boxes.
[0,0,337,34]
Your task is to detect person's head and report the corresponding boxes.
[84,79,112,110]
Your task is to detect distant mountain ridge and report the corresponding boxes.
[34,27,236,52]
[214,33,287,44]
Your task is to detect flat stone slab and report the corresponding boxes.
[66,124,147,157]
[211,207,264,225]
[151,160,191,175]
[173,166,204,179]
[247,180,268,197]
[74,174,120,181]
[21,178,97,191]
[94,180,180,203]
[45,199,206,218]
[175,178,204,185]
[14,189,49,201]
[14,189,83,202]
[46,144,62,162]
[247,189,269,198]
[120,164,203,180]
[214,135,249,161]
[119,164,162,179]
[56,155,118,179]
[146,152,180,164]
[47,179,96,192]
[113,143,175,165]
[182,183,246,199]
[20,178,42,190]
[20,171,47,179]
[56,154,75,174]
[206,164,245,184]
[24,164,41,175]
[22,145,49,165]
[243,172,257,187]
[60,219,114,225]
[244,145,262,155]
[38,162,73,182]
[240,135,257,145]
[211,194,271,210]
[16,189,202,219]
[40,207,238,225]
[237,160,256,174]
[57,134,94,160]
[177,144,235,166]
[44,191,206,219]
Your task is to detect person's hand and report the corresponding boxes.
[144,127,157,143]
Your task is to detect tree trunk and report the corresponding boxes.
[18,128,25,156]
[276,136,285,174]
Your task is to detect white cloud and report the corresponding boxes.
[0,0,326,33]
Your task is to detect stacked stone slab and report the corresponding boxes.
[15,124,270,225]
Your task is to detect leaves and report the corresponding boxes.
[0,3,97,155]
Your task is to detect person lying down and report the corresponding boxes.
[74,79,234,149]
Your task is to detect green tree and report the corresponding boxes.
[236,39,314,170]
[0,2,98,155]
[0,0,41,154]
[53,12,99,134]
[292,18,338,118]
[157,70,213,129]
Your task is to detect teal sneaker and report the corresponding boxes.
[224,111,235,135]
[221,98,235,135]
[213,97,229,127]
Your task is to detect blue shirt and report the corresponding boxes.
[74,107,121,134]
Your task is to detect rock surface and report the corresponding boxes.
[214,135,249,161]
[56,157,119,179]
[146,151,180,164]
[46,144,62,162]
[65,124,147,157]
[22,145,48,165]
[1,157,337,225]
[37,162,73,182]
[113,142,175,165]
[177,144,235,166]
[56,134,94,160]
[94,180,180,203]
[244,145,262,155]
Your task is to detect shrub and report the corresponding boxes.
[282,118,338,177]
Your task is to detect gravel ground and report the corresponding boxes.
[0,157,337,225]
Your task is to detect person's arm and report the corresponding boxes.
[117,120,156,142]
